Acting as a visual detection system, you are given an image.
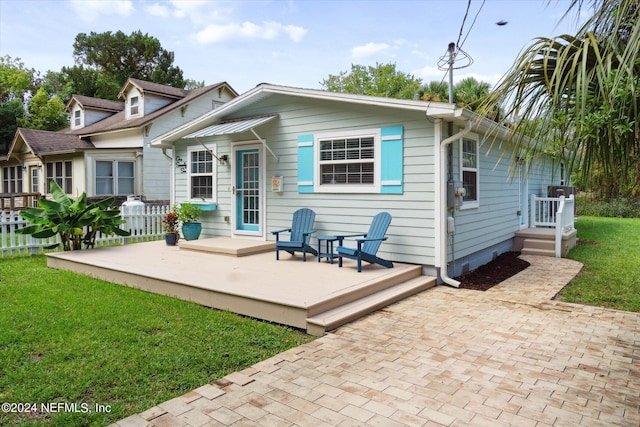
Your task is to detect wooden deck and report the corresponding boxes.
[46,238,436,335]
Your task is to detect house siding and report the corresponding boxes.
[164,87,561,274]
[141,89,236,201]
[173,95,438,266]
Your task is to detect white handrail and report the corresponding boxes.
[530,194,575,257]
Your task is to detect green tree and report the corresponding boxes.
[480,0,640,198]
[321,63,422,99]
[419,80,448,102]
[73,30,185,90]
[0,56,37,153]
[43,66,121,102]
[18,87,67,131]
[0,98,25,154]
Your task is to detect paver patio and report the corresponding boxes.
[112,255,640,426]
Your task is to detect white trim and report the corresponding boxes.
[186,144,217,202]
[459,133,479,210]
[313,128,381,194]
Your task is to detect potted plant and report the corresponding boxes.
[162,210,180,245]
[175,203,202,241]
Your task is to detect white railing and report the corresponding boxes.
[555,195,575,257]
[530,194,575,257]
[0,205,170,257]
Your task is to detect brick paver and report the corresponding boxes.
[112,255,640,426]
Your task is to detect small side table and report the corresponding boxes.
[317,235,339,264]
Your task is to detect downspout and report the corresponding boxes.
[161,145,175,206]
[437,118,472,287]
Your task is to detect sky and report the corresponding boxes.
[0,0,588,94]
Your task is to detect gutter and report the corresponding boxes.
[435,117,472,287]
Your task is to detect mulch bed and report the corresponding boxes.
[457,251,530,291]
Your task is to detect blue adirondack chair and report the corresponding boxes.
[336,212,393,272]
[271,208,318,261]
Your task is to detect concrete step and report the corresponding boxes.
[306,275,437,335]
[523,238,555,251]
[521,247,556,257]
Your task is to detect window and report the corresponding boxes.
[130,96,139,116]
[30,167,39,193]
[298,126,403,194]
[2,166,23,193]
[461,137,478,206]
[319,136,375,185]
[74,110,81,127]
[46,160,73,194]
[95,160,135,196]
[188,145,216,200]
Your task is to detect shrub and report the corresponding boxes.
[576,194,640,218]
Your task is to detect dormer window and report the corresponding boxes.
[130,96,139,116]
[74,110,81,127]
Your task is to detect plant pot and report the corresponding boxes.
[181,223,202,241]
[164,232,180,246]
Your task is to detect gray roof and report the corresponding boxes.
[67,95,124,113]
[118,78,190,100]
[63,81,234,136]
[13,128,94,156]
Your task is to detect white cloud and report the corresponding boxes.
[70,0,134,21]
[169,0,211,19]
[194,21,307,44]
[351,42,390,59]
[146,3,170,17]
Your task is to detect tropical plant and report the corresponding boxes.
[162,211,180,233]
[419,80,449,102]
[174,203,201,224]
[17,180,130,250]
[479,0,640,199]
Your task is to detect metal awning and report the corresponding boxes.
[182,114,279,161]
[182,114,277,139]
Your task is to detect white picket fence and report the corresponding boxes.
[0,205,170,257]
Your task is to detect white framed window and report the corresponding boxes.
[187,145,217,200]
[460,136,479,208]
[2,166,23,193]
[46,160,73,194]
[30,166,39,193]
[95,160,135,196]
[130,96,139,116]
[314,129,380,193]
[74,110,81,127]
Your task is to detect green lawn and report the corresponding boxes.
[560,216,640,312]
[0,256,313,427]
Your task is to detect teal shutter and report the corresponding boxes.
[297,134,314,193]
[380,126,403,194]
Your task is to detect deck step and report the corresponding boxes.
[306,275,436,335]
[523,238,555,251]
[521,247,556,257]
[179,237,275,257]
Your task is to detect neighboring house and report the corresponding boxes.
[151,84,567,284]
[0,78,238,205]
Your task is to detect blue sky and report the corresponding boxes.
[0,0,586,94]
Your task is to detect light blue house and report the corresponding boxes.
[151,84,569,285]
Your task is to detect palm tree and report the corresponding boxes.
[419,81,448,102]
[480,0,640,198]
